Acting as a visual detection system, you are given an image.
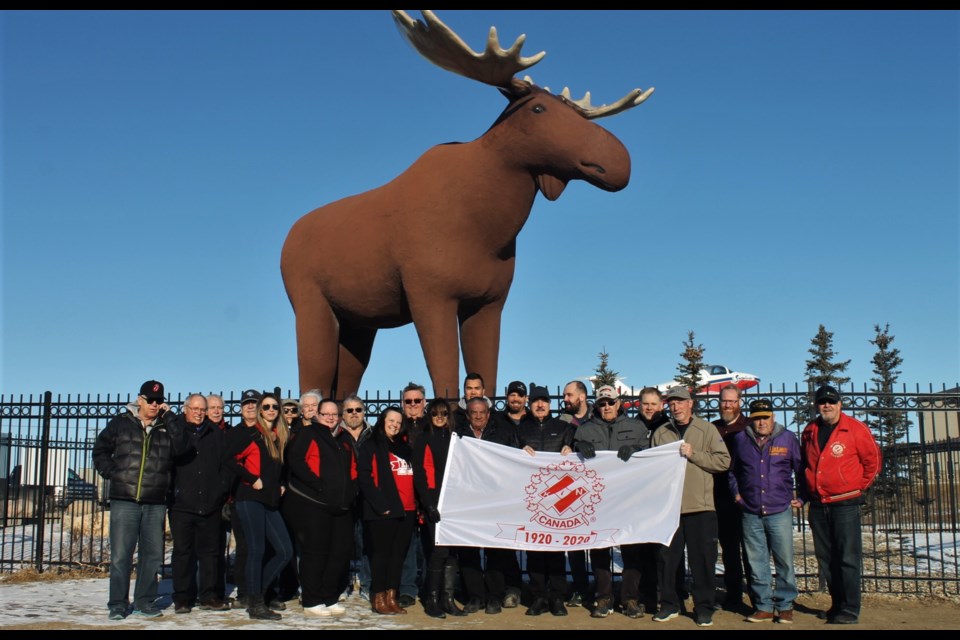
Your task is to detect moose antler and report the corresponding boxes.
[393,10,654,117]
[392,10,544,93]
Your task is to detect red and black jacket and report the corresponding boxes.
[286,422,358,513]
[357,432,414,521]
[412,426,454,512]
[224,424,284,508]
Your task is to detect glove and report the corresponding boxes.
[617,444,638,461]
[576,441,596,459]
[425,505,442,524]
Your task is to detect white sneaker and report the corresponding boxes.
[303,603,333,617]
[326,603,347,616]
[338,589,349,603]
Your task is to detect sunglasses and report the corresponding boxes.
[816,399,839,406]
[431,411,449,418]
[344,407,364,414]
[403,398,424,405]
[142,397,163,405]
[262,404,279,411]
[596,400,617,408]
[283,407,298,413]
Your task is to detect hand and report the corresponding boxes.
[617,445,637,461]
[560,445,572,457]
[577,441,596,459]
[523,445,536,457]
[679,443,693,458]
[425,505,441,523]
[252,478,263,490]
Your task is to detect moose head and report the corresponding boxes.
[281,10,653,398]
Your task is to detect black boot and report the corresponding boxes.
[441,564,467,617]
[246,595,281,621]
[423,569,446,618]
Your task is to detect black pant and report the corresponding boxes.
[527,550,567,601]
[716,499,748,600]
[217,508,230,599]
[567,549,589,596]
[170,509,222,605]
[485,548,522,598]
[458,546,487,599]
[367,512,415,594]
[658,511,718,618]
[283,491,353,607]
[230,500,247,598]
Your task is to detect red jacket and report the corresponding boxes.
[800,412,881,504]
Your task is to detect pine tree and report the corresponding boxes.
[794,324,851,426]
[593,348,620,389]
[867,323,913,500]
[675,331,705,393]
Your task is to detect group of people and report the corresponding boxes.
[92,375,880,626]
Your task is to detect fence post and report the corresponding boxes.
[34,391,53,573]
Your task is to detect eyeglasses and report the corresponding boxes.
[185,406,206,412]
[344,407,364,414]
[319,412,339,418]
[596,400,617,408]
[431,411,449,418]
[403,398,424,405]
[283,407,298,414]
[816,399,839,406]
[262,404,279,411]
[141,397,162,405]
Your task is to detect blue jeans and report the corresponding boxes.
[741,508,797,613]
[354,517,371,595]
[108,500,167,611]
[809,501,862,617]
[235,500,294,598]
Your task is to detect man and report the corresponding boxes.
[711,384,751,611]
[651,387,731,627]
[728,399,803,624]
[454,397,519,614]
[800,385,881,625]
[336,394,372,601]
[229,388,262,608]
[453,372,493,432]
[93,380,187,620]
[494,380,528,427]
[205,393,232,604]
[517,385,575,618]
[634,386,669,609]
[557,379,593,607]
[398,381,429,608]
[637,387,669,441]
[170,394,231,614]
[573,385,649,619]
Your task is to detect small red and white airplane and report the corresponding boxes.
[588,365,760,408]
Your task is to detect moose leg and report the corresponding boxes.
[409,297,461,399]
[458,301,505,398]
[335,324,378,400]
[294,296,340,398]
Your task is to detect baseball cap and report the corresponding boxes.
[528,384,550,403]
[507,380,527,396]
[240,389,262,405]
[664,386,692,401]
[748,398,774,418]
[814,385,841,404]
[139,380,165,401]
[595,385,619,402]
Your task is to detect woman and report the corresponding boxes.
[412,399,466,618]
[285,398,358,617]
[224,392,293,620]
[357,406,416,615]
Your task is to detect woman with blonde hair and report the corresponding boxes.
[225,392,293,620]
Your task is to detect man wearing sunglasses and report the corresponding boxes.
[94,380,188,620]
[799,385,880,625]
[398,381,429,607]
[336,394,372,602]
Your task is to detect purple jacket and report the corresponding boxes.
[727,422,802,516]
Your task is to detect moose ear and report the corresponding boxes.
[536,174,568,201]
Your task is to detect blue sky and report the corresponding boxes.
[2,10,958,399]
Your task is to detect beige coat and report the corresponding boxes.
[652,415,731,514]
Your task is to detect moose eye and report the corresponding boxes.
[531,104,546,114]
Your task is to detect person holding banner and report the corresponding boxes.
[412,398,467,619]
[573,385,650,619]
[651,386,731,627]
[357,406,417,615]
[516,384,576,617]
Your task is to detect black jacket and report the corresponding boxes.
[171,417,228,516]
[93,404,187,504]
[224,424,284,508]
[412,426,456,511]
[454,418,519,447]
[516,413,574,453]
[357,433,414,521]
[286,422,358,513]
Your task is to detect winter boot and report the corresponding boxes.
[423,569,446,618]
[372,591,395,615]
[441,564,467,617]
[246,595,281,621]
[385,588,407,614]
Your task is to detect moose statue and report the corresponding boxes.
[281,10,654,398]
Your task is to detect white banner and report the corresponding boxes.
[436,437,685,551]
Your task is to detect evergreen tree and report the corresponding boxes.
[593,348,620,389]
[675,331,705,393]
[794,324,851,426]
[867,323,913,499]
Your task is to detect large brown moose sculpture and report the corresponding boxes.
[281,10,653,398]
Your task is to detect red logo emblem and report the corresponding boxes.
[152,383,160,392]
[524,459,604,530]
[830,442,846,458]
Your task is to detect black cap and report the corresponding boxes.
[507,380,527,396]
[748,398,774,418]
[528,384,550,403]
[814,385,841,404]
[240,389,262,405]
[139,380,165,401]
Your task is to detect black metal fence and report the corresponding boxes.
[1,384,958,596]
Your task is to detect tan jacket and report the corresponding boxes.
[652,415,731,514]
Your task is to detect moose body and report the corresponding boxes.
[281,11,652,398]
